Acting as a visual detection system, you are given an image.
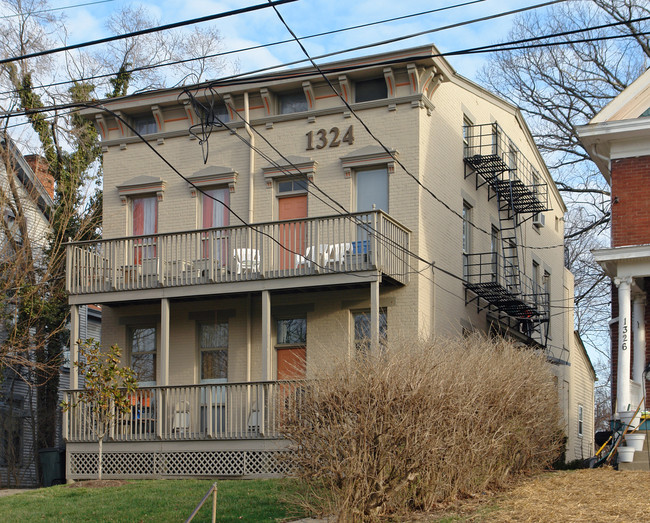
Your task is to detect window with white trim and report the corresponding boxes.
[462,202,472,278]
[199,322,228,382]
[129,326,157,384]
[353,309,387,353]
[277,318,307,345]
[356,167,388,212]
[578,404,584,437]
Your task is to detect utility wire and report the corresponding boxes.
[0,0,490,97]
[0,0,298,66]
[0,0,115,19]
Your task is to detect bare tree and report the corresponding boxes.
[479,1,650,382]
[0,0,231,481]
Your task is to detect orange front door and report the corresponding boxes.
[278,195,307,269]
[277,347,306,380]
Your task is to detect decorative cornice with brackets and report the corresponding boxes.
[302,81,315,110]
[187,166,238,196]
[383,67,396,98]
[340,145,398,178]
[262,156,317,188]
[117,175,166,205]
[151,105,164,133]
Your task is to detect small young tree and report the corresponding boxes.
[62,340,136,480]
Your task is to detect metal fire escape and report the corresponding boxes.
[462,123,550,345]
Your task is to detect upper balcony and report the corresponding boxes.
[463,123,549,216]
[463,251,549,342]
[66,210,410,303]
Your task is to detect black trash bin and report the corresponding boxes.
[39,447,66,487]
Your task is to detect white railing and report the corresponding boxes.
[62,381,306,443]
[66,211,410,294]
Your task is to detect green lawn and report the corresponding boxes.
[0,479,307,522]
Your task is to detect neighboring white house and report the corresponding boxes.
[0,134,53,487]
[63,44,592,479]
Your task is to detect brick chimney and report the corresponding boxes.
[24,155,54,199]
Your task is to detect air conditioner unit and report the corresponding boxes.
[532,213,546,228]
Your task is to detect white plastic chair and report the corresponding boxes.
[294,244,330,269]
[233,248,260,274]
[172,400,190,434]
[329,242,352,265]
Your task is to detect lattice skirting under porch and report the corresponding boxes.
[66,440,292,480]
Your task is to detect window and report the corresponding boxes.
[202,188,229,229]
[131,196,158,263]
[206,104,229,126]
[507,142,517,169]
[462,202,472,278]
[0,418,21,467]
[277,179,308,194]
[356,167,388,212]
[133,115,157,135]
[199,322,228,382]
[578,405,584,437]
[462,116,474,153]
[132,196,157,236]
[279,91,308,114]
[130,326,157,384]
[491,225,500,282]
[355,78,387,103]
[277,318,307,345]
[353,309,387,353]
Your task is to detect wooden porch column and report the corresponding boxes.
[160,298,170,386]
[70,304,79,389]
[370,279,380,352]
[261,290,272,380]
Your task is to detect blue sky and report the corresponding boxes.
[60,0,549,83]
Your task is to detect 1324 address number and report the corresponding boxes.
[306,125,354,150]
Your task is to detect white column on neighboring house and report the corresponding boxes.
[633,294,646,386]
[370,279,380,352]
[615,277,633,414]
[261,290,272,380]
[70,304,79,389]
[160,298,170,386]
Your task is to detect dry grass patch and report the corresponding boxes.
[482,468,650,522]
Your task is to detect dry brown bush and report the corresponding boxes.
[281,334,564,521]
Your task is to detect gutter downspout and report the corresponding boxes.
[244,91,254,384]
[244,91,255,223]
[589,143,611,181]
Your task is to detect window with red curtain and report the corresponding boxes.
[202,188,229,261]
[132,196,158,263]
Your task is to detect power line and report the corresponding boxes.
[0,0,489,97]
[0,0,115,19]
[0,0,298,66]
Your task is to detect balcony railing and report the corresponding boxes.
[66,210,410,295]
[463,123,548,215]
[63,381,305,443]
[463,252,549,321]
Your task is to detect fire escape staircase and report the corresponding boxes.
[462,123,550,345]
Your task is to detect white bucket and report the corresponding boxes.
[624,433,646,452]
[619,410,639,429]
[618,446,636,463]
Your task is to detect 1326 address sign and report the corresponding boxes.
[306,125,354,150]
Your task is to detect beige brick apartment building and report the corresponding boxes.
[63,45,593,478]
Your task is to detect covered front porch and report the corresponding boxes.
[63,381,299,479]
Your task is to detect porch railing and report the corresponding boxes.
[66,210,410,295]
[62,381,305,443]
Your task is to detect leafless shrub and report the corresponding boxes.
[281,334,564,521]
